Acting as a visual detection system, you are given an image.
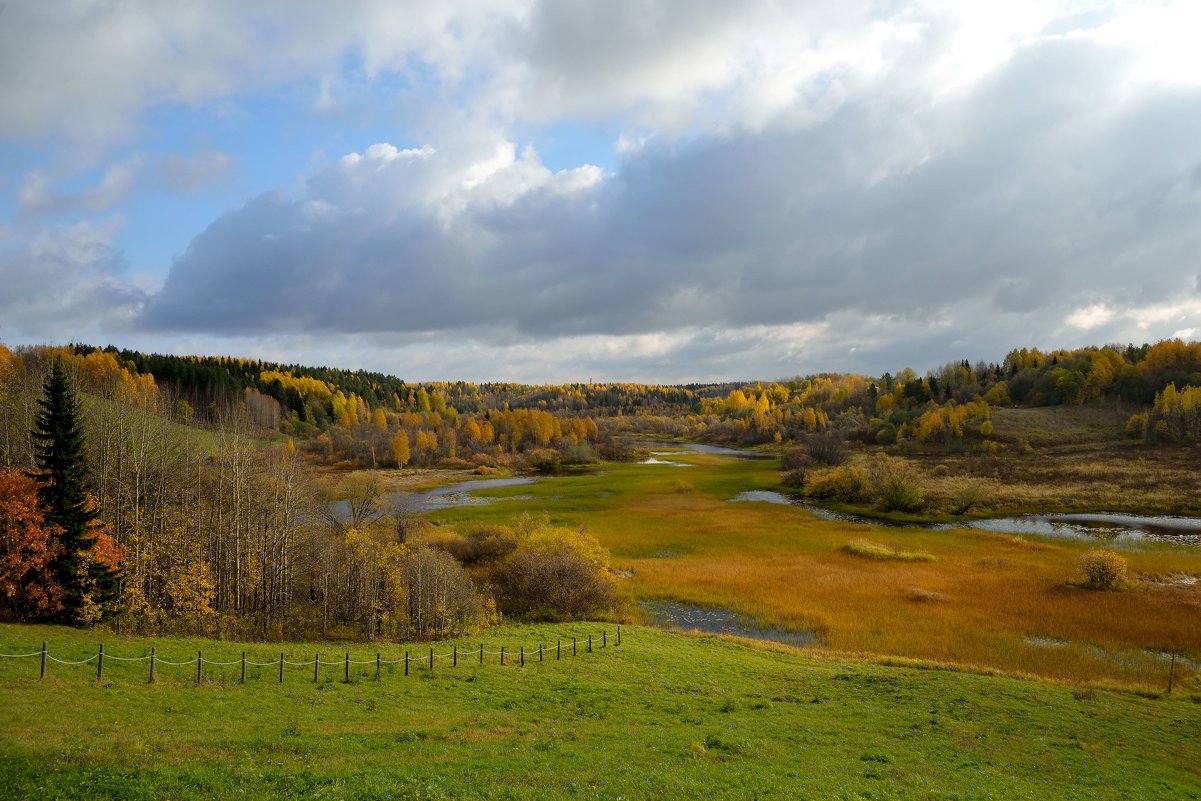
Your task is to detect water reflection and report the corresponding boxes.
[639,600,820,648]
[728,491,1201,549]
[330,476,536,521]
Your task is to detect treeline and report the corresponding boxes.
[0,345,617,639]
[58,339,1201,459]
[680,339,1201,448]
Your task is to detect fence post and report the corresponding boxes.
[345,652,350,683]
[479,644,484,665]
[97,643,104,682]
[453,645,458,667]
[150,646,156,683]
[557,640,561,660]
[501,645,505,666]
[588,635,592,653]
[241,651,247,684]
[429,647,434,672]
[279,652,284,684]
[1169,653,1176,693]
[520,646,525,667]
[404,651,409,677]
[40,641,47,680]
[376,653,381,680]
[573,638,577,657]
[539,644,544,663]
[314,653,319,683]
[618,625,622,646]
[197,650,203,685]
[603,631,607,648]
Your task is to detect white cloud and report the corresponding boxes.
[1066,304,1115,330]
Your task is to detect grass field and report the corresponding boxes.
[2,622,1200,800]
[418,451,1201,690]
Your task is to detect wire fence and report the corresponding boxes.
[0,627,622,685]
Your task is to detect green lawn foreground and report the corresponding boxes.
[1,623,1199,801]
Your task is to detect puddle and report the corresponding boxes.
[730,490,794,504]
[1023,635,1200,670]
[639,600,820,648]
[635,439,774,459]
[641,458,693,467]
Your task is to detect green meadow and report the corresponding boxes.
[2,622,1200,800]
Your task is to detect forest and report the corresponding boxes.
[1,338,1199,642]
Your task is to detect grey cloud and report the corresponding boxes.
[19,163,138,216]
[0,220,146,341]
[140,33,1201,376]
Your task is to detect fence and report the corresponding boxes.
[0,626,621,685]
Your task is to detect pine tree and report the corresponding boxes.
[32,360,120,623]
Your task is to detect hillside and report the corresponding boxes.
[1,623,1199,800]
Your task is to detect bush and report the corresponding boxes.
[869,455,925,513]
[493,548,616,619]
[779,447,811,471]
[432,524,518,566]
[804,465,869,503]
[491,520,616,619]
[806,433,849,466]
[1079,549,1127,590]
[941,476,988,515]
[780,468,806,489]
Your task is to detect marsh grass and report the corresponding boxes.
[428,452,1201,689]
[843,539,936,562]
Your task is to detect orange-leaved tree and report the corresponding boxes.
[0,467,65,620]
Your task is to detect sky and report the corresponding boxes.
[1,1,1199,383]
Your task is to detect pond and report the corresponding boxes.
[637,439,775,459]
[639,600,821,648]
[729,491,1201,549]
[329,476,537,521]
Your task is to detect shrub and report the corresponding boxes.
[804,465,869,503]
[491,522,615,619]
[1079,549,1127,590]
[868,455,925,513]
[493,548,616,619]
[941,476,988,515]
[779,447,811,471]
[433,524,518,566]
[806,433,849,466]
[780,468,806,489]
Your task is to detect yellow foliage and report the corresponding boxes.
[515,519,610,573]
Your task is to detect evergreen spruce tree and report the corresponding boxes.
[32,360,118,622]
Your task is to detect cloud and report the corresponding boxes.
[19,162,139,216]
[143,30,1201,360]
[155,150,235,194]
[7,2,1201,380]
[18,149,237,218]
[0,218,147,342]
